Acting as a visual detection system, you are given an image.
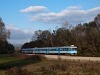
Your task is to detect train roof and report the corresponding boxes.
[38,45,77,49]
[22,46,77,50]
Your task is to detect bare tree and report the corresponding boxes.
[0,17,10,41]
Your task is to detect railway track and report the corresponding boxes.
[27,54,100,61]
[45,55,100,61]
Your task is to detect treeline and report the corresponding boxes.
[22,14,100,56]
[0,18,15,54]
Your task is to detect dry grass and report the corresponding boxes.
[22,59,100,75]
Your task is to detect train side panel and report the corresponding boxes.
[21,46,77,55]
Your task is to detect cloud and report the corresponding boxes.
[21,6,100,25]
[30,9,86,24]
[20,6,47,13]
[6,25,35,45]
[66,6,81,10]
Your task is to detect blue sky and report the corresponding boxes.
[0,0,100,45]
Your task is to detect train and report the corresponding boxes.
[21,45,77,55]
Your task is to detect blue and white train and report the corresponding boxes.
[21,45,77,55]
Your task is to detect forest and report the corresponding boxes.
[22,14,100,56]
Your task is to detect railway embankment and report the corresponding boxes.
[45,55,100,61]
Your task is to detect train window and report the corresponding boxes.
[65,48,68,51]
[52,49,54,51]
[72,48,77,51]
[63,48,67,51]
[55,49,57,51]
[48,49,50,51]
[54,49,56,51]
[60,48,63,51]
[42,49,44,51]
[63,48,65,51]
[71,48,74,51]
[68,48,71,51]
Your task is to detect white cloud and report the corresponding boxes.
[21,6,100,25]
[6,25,35,45]
[66,6,81,10]
[20,6,47,13]
[30,9,86,24]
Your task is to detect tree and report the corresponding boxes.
[94,14,100,32]
[0,17,14,54]
[36,30,52,47]
[0,18,10,41]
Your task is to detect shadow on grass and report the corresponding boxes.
[0,55,42,70]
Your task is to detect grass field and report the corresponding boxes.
[0,57,19,75]
[0,55,100,75]
[0,57,19,64]
[0,54,42,75]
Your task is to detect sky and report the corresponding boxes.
[0,0,100,45]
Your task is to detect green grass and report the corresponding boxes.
[0,57,19,64]
[0,71,5,75]
[0,55,43,70]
